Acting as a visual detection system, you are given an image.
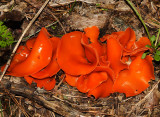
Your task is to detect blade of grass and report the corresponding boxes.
[155,29,160,47]
[69,0,77,14]
[125,0,151,39]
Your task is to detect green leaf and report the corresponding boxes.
[96,3,101,7]
[141,52,148,59]
[150,35,156,44]
[101,8,108,11]
[154,54,160,61]
[51,26,56,30]
[156,50,160,55]
[145,45,151,48]
[158,41,160,46]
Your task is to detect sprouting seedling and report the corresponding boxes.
[0,21,14,48]
[141,30,160,61]
[150,29,160,61]
[125,0,160,61]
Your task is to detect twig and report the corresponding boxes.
[49,0,95,7]
[24,0,66,34]
[45,8,66,34]
[127,79,160,117]
[54,75,65,91]
[0,98,3,117]
[0,1,50,116]
[0,0,51,81]
[4,88,30,117]
[18,97,22,117]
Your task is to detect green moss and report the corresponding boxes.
[0,21,14,48]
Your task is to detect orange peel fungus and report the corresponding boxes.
[1,26,155,98]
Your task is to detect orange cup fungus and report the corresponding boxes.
[1,26,155,98]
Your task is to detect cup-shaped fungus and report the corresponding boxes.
[84,26,107,57]
[112,54,155,97]
[106,37,128,78]
[7,28,53,77]
[1,26,155,98]
[1,45,30,72]
[31,37,60,79]
[57,31,98,76]
[76,66,114,99]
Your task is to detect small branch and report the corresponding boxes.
[45,8,66,34]
[54,75,65,91]
[24,0,66,34]
[0,0,51,81]
[3,88,30,117]
[0,98,3,117]
[49,0,95,7]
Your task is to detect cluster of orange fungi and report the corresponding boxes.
[1,26,155,98]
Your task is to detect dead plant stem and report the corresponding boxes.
[0,0,51,116]
[54,75,65,91]
[45,8,66,34]
[0,0,51,81]
[125,0,151,39]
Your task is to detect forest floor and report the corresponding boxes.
[0,0,160,117]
